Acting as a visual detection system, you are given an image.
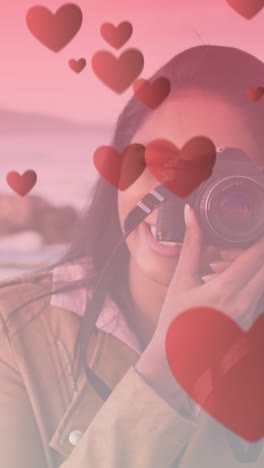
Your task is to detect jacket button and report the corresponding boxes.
[69,430,83,446]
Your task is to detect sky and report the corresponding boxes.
[0,0,264,125]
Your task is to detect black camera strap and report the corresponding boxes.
[80,185,170,401]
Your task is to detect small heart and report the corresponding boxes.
[247,87,264,102]
[100,21,133,49]
[91,49,144,94]
[133,77,171,109]
[93,144,146,190]
[166,307,264,442]
[26,4,83,52]
[6,170,37,196]
[69,58,86,73]
[145,137,216,197]
[226,0,264,19]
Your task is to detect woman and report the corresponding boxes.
[0,44,264,468]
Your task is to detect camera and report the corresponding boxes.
[156,147,264,248]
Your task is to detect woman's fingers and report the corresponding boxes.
[216,234,264,291]
[219,249,243,262]
[202,260,264,330]
[209,261,231,274]
[171,204,203,291]
[202,273,219,283]
[239,262,264,316]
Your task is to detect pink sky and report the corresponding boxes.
[1,0,264,124]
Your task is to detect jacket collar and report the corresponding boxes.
[50,260,142,354]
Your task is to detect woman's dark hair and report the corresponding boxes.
[2,45,264,341]
[54,44,264,310]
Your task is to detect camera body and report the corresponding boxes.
[156,147,264,248]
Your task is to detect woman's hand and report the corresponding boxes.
[135,204,264,403]
[202,248,242,282]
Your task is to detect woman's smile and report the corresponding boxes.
[142,221,183,258]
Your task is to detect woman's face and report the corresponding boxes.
[118,88,263,286]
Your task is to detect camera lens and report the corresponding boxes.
[199,176,264,244]
[218,192,255,228]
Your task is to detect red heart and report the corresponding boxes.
[93,144,146,190]
[26,4,83,52]
[100,21,133,49]
[145,137,216,198]
[91,49,144,94]
[6,170,37,196]
[166,307,264,442]
[247,87,264,102]
[69,58,86,73]
[133,78,171,109]
[226,0,264,19]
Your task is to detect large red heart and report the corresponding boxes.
[166,307,264,442]
[226,0,264,19]
[100,21,133,49]
[93,144,146,190]
[145,137,216,198]
[26,4,83,52]
[69,58,86,73]
[133,77,171,109]
[6,170,37,196]
[91,49,144,93]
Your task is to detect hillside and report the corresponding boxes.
[0,108,110,135]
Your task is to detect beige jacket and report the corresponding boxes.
[0,269,263,468]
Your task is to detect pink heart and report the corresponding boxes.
[100,21,133,49]
[133,77,171,109]
[145,137,216,198]
[26,4,82,52]
[92,49,144,94]
[6,170,37,196]
[69,58,86,73]
[226,0,264,19]
[93,144,146,190]
[166,307,264,442]
[247,87,264,102]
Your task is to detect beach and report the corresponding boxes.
[0,115,113,280]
